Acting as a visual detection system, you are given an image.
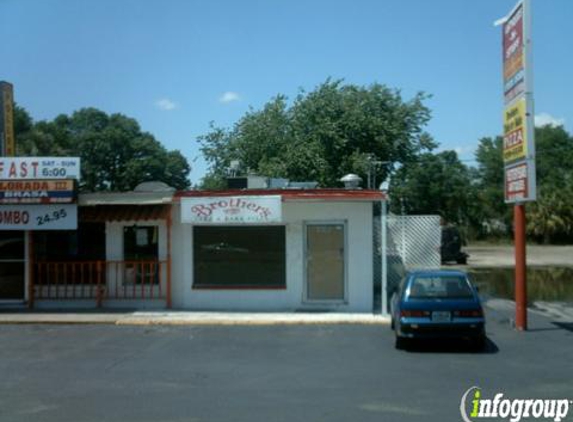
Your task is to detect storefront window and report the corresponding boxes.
[0,231,25,300]
[193,226,286,288]
[34,222,106,261]
[123,226,158,261]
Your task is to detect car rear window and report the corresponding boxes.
[407,275,474,299]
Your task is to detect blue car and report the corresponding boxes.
[390,270,486,350]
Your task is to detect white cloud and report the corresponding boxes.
[438,144,475,158]
[219,91,241,104]
[453,145,475,156]
[155,98,177,111]
[535,112,565,128]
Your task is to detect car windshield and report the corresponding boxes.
[407,275,474,299]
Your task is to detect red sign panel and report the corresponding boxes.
[503,3,525,104]
[505,162,528,202]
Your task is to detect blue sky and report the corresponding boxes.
[1,0,571,184]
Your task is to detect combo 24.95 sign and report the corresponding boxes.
[0,204,77,230]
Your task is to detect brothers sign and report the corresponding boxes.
[181,196,282,224]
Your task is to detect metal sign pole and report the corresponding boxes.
[514,204,527,329]
[381,198,388,315]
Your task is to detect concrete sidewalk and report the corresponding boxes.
[0,310,391,326]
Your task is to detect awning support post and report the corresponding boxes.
[166,211,172,309]
[381,199,388,315]
[27,232,35,309]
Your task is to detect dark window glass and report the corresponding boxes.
[34,223,105,261]
[123,226,159,285]
[123,226,158,261]
[408,276,474,299]
[0,231,24,260]
[193,226,286,288]
[0,262,25,299]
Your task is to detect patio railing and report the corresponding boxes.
[32,260,167,305]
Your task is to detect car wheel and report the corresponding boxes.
[472,335,486,351]
[390,317,395,330]
[456,256,468,265]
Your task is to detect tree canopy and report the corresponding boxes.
[473,125,573,242]
[390,151,474,225]
[199,79,435,188]
[12,84,572,243]
[14,106,190,192]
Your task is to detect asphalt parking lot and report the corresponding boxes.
[1,304,572,422]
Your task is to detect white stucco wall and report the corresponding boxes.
[170,200,374,312]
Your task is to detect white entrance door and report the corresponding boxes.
[305,223,346,301]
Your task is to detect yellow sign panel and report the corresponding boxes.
[503,98,527,163]
[1,82,15,157]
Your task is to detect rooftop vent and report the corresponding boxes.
[340,174,362,189]
[133,181,175,193]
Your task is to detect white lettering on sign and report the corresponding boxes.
[0,179,76,204]
[504,5,523,36]
[181,196,282,224]
[506,164,527,182]
[505,162,529,202]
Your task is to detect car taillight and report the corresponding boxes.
[453,309,483,317]
[400,310,431,318]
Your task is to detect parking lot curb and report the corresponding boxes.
[115,317,391,326]
[0,313,391,326]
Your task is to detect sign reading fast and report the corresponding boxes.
[181,195,282,224]
[0,157,80,180]
[0,179,76,204]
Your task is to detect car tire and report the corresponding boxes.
[395,335,406,350]
[390,317,395,330]
[472,335,486,351]
[456,256,468,265]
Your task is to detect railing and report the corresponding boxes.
[33,260,167,303]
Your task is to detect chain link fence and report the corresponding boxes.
[374,214,441,312]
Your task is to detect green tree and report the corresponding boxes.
[473,125,573,242]
[526,124,573,243]
[199,79,435,187]
[473,136,511,234]
[15,107,191,191]
[390,151,474,224]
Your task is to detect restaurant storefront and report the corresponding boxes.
[1,181,385,313]
[0,157,80,306]
[170,189,383,312]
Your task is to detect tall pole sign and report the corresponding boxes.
[499,0,536,331]
[0,81,16,157]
